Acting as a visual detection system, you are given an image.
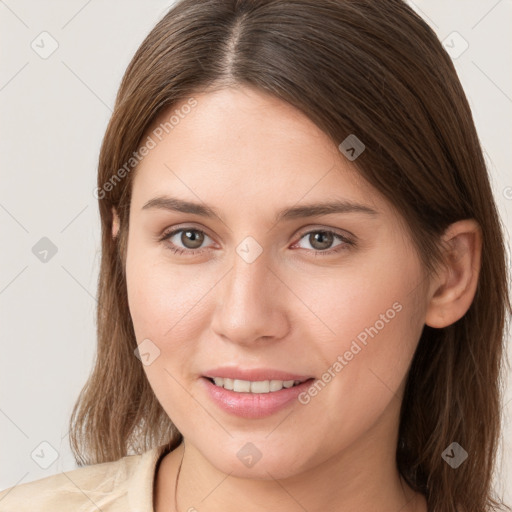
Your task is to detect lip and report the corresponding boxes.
[203,366,314,382]
[201,373,315,419]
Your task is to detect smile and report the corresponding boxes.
[201,375,316,418]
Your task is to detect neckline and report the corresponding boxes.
[152,445,172,510]
[126,444,172,511]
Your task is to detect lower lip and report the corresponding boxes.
[201,377,315,419]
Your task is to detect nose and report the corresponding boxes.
[210,245,290,347]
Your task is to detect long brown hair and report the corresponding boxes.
[69,1,511,510]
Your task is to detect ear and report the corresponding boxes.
[425,219,482,328]
[112,207,120,240]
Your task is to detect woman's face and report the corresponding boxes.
[124,86,430,479]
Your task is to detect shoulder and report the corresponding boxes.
[0,445,167,512]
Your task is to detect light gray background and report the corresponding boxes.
[1,0,511,503]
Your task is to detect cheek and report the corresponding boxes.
[125,251,214,422]
[126,247,216,344]
[291,245,425,403]
[294,247,424,355]
[302,298,421,450]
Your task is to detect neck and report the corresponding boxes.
[155,428,427,512]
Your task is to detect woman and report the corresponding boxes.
[1,0,510,511]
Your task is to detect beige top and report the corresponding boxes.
[0,444,169,512]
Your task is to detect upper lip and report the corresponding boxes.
[203,367,314,382]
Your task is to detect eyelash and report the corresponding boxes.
[159,226,355,257]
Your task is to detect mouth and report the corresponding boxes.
[204,376,311,393]
[200,370,316,419]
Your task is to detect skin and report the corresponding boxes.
[112,85,481,512]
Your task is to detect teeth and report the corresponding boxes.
[234,379,251,392]
[210,377,303,393]
[250,380,269,393]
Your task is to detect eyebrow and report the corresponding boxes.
[142,195,379,222]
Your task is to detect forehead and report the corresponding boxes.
[131,86,386,217]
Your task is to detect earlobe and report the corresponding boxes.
[424,219,482,328]
[112,207,120,240]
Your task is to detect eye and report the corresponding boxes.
[159,226,355,257]
[160,227,214,256]
[292,229,354,256]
